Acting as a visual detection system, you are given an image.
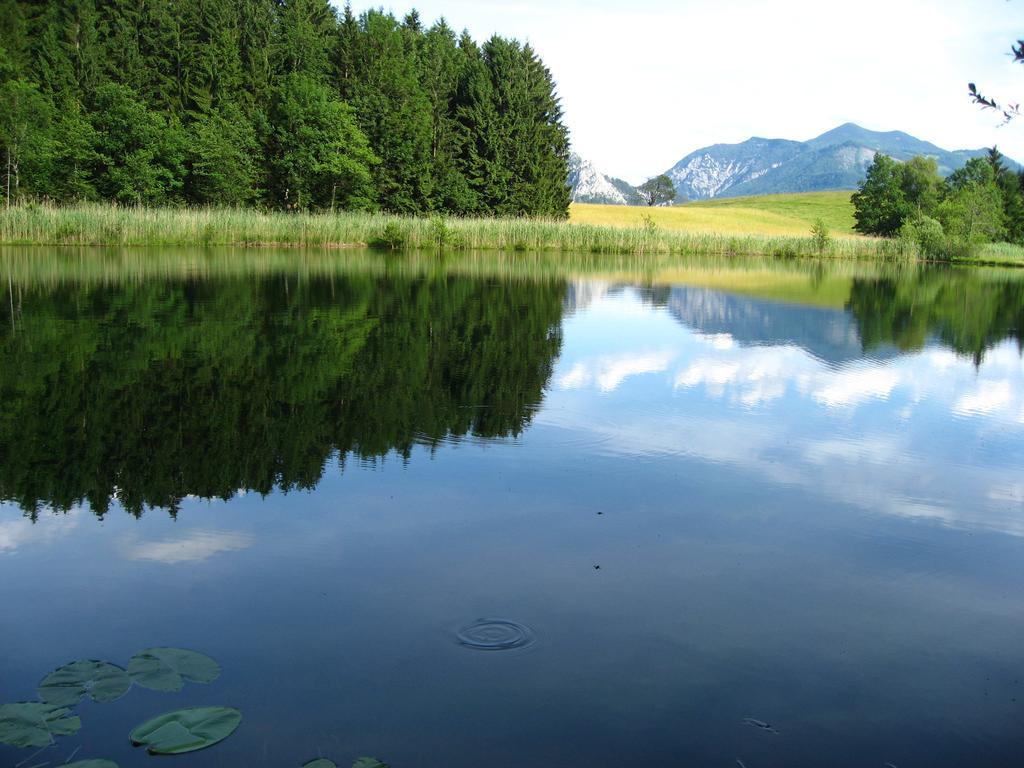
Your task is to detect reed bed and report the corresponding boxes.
[1,203,1022,265]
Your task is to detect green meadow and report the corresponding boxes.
[570,191,858,236]
[1,199,1022,266]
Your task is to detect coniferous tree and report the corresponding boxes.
[238,0,276,108]
[342,10,434,213]
[0,0,28,81]
[418,19,473,211]
[275,0,337,80]
[521,45,571,217]
[455,33,502,215]
[0,1,572,217]
[176,0,247,117]
[987,147,1024,243]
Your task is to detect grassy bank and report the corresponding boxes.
[2,202,1022,265]
[571,191,858,236]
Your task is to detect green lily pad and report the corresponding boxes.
[66,761,119,768]
[38,660,131,707]
[127,648,220,692]
[0,702,82,748]
[129,706,241,755]
[303,760,338,768]
[352,759,389,768]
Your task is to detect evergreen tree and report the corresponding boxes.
[454,36,569,217]
[520,44,571,217]
[96,2,148,105]
[342,10,434,213]
[0,1,573,217]
[238,0,277,108]
[0,0,28,81]
[274,0,337,80]
[176,0,247,117]
[419,20,474,212]
[23,0,104,100]
[987,147,1024,243]
[453,31,496,215]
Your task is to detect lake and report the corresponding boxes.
[1,249,1023,768]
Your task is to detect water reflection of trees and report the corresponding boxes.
[846,271,1024,364]
[0,276,565,518]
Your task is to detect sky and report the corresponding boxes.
[341,0,1024,183]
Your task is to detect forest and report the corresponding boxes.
[852,148,1024,257]
[0,273,567,516]
[0,0,572,216]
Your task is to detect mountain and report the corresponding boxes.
[567,154,642,205]
[665,123,1014,201]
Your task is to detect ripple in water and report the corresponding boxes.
[456,619,535,651]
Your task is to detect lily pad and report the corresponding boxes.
[66,761,119,768]
[129,706,241,755]
[127,648,220,692]
[303,760,338,768]
[38,660,131,707]
[0,702,81,748]
[352,759,389,768]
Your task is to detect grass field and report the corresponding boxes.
[1,200,1021,265]
[0,202,888,258]
[570,191,858,237]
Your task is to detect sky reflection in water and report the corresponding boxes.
[1,262,1022,768]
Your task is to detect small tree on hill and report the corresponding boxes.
[637,174,675,206]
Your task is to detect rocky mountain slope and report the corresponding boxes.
[568,124,1016,204]
[567,154,642,205]
[665,123,1013,201]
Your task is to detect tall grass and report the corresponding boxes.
[1,202,1021,264]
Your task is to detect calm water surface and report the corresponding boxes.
[1,251,1023,767]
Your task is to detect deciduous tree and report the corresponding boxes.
[637,175,676,207]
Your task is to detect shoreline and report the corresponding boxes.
[2,204,1023,267]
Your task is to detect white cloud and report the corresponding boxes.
[558,350,677,392]
[954,379,1014,418]
[0,508,80,555]
[541,303,1024,537]
[809,366,902,409]
[120,530,254,565]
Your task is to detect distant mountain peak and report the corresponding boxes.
[567,154,641,206]
[664,124,1016,201]
[567,125,1016,206]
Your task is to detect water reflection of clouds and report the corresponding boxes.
[563,304,1024,423]
[558,350,677,393]
[544,289,1024,537]
[119,529,254,564]
[0,507,80,554]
